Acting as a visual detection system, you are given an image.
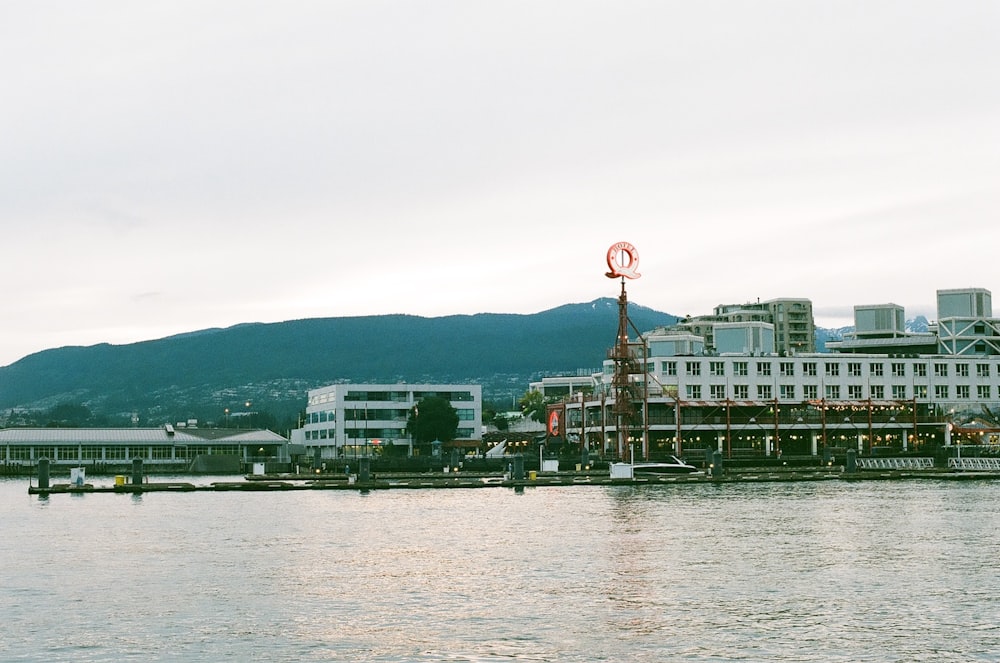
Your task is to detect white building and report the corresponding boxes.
[552,287,1000,461]
[290,383,482,459]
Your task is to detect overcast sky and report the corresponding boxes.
[2,1,998,366]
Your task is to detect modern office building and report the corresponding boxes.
[290,383,482,460]
[550,288,1000,461]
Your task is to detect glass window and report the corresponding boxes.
[779,384,795,399]
[757,362,771,377]
[892,385,907,399]
[686,361,702,376]
[870,363,884,377]
[779,362,794,377]
[848,385,863,399]
[892,363,906,377]
[710,384,726,399]
[956,385,970,399]
[687,385,702,399]
[825,385,840,399]
[757,384,772,399]
[957,363,970,377]
[734,385,749,399]
[978,385,991,399]
[803,363,817,376]
[977,364,991,378]
[934,385,949,399]
[825,363,840,377]
[710,361,725,376]
[848,363,862,377]
[803,385,818,399]
[734,362,748,376]
[870,385,885,399]
[934,363,948,377]
[915,364,927,377]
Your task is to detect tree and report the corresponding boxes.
[519,389,548,424]
[407,396,460,444]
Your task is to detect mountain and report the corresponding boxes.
[814,316,932,351]
[0,299,679,428]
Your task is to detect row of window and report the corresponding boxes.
[659,360,995,378]
[682,383,990,401]
[307,408,478,426]
[3,445,244,461]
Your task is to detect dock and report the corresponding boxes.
[26,466,1000,495]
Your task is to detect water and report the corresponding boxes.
[2,477,999,661]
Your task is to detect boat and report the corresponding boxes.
[632,455,698,475]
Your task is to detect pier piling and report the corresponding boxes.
[38,458,50,489]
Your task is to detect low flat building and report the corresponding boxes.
[0,426,288,469]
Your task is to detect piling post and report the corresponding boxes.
[712,450,723,478]
[132,458,144,485]
[359,456,371,483]
[846,448,857,474]
[38,458,50,489]
[512,454,525,481]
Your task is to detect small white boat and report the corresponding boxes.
[632,455,698,475]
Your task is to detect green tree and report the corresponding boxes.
[519,389,548,424]
[407,396,460,444]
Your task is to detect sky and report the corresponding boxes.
[2,1,998,367]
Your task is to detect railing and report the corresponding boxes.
[857,457,935,470]
[948,457,1000,471]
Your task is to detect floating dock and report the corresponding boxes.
[26,467,1000,495]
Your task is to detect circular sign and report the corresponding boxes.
[547,409,560,436]
[605,242,641,279]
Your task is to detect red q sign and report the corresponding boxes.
[605,242,641,279]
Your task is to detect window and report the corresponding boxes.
[779,362,794,377]
[757,384,772,399]
[935,385,949,399]
[956,385,970,399]
[848,362,862,377]
[934,363,948,377]
[803,385,818,399]
[915,364,927,377]
[665,362,677,376]
[710,384,726,399]
[957,363,969,377]
[710,361,725,376]
[892,385,907,399]
[977,364,991,378]
[870,363,884,377]
[734,384,749,399]
[779,384,795,399]
[803,362,817,377]
[825,385,840,399]
[686,361,701,376]
[734,362,748,376]
[914,385,928,399]
[892,363,906,377]
[687,385,702,399]
[978,385,992,399]
[848,385,863,399]
[870,385,884,399]
[825,362,840,377]
[757,362,772,377]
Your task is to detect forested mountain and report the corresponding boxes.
[0,299,678,429]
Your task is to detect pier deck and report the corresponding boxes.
[26,466,1000,495]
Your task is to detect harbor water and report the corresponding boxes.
[2,477,999,661]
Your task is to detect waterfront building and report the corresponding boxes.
[550,288,1000,461]
[671,297,815,355]
[0,426,288,469]
[290,383,482,460]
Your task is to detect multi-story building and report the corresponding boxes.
[552,288,1000,462]
[671,297,815,355]
[290,383,482,460]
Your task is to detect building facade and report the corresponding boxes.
[0,426,288,468]
[552,288,1000,461]
[290,383,483,459]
